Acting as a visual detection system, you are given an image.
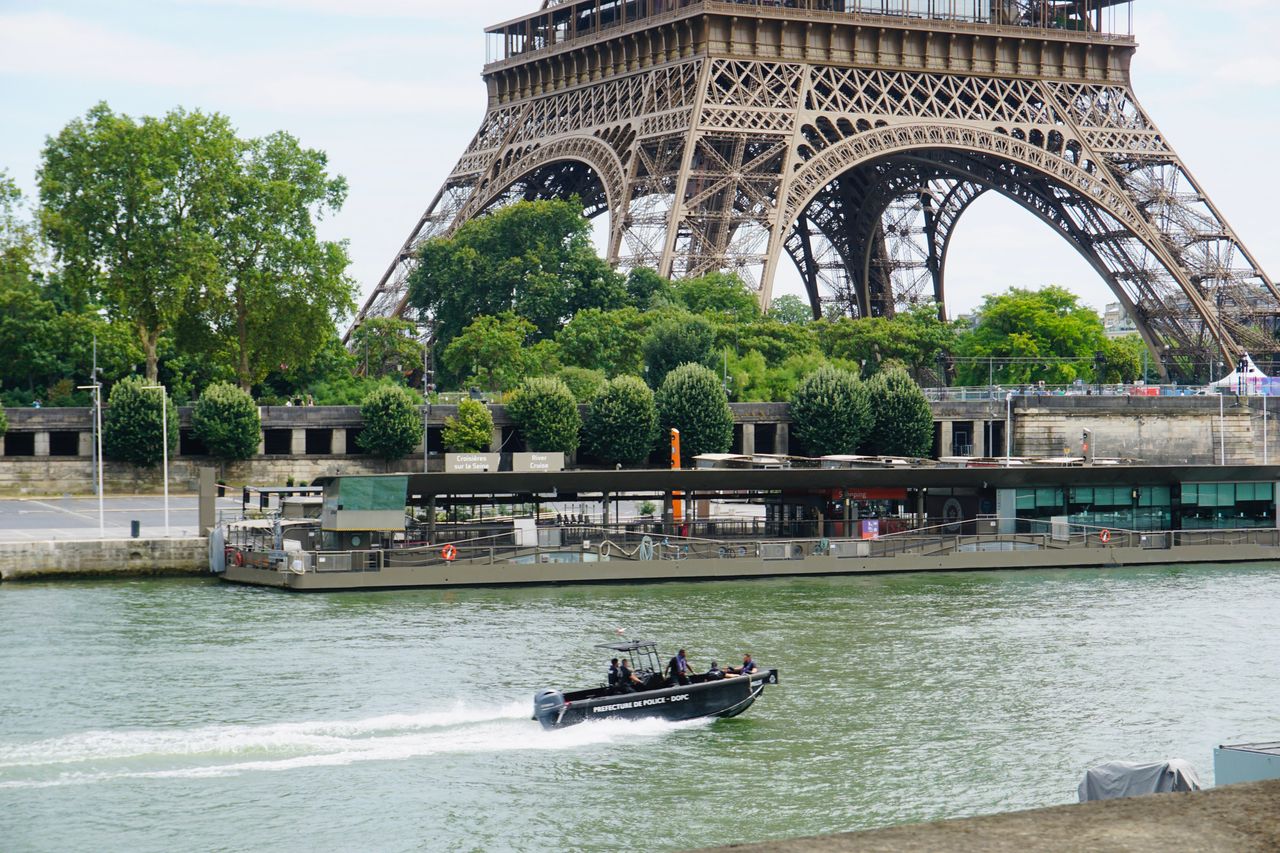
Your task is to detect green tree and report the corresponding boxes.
[211,131,354,389]
[554,306,649,377]
[643,314,714,388]
[357,384,423,462]
[443,313,545,393]
[0,405,6,441]
[671,272,761,321]
[191,381,262,464]
[40,103,239,382]
[0,170,42,285]
[585,375,659,466]
[655,363,733,462]
[625,267,669,309]
[789,365,870,457]
[103,376,178,466]
[442,398,494,453]
[952,286,1109,385]
[770,294,814,324]
[407,199,625,351]
[351,317,424,383]
[556,366,607,403]
[1102,335,1145,384]
[506,376,581,454]
[864,367,934,457]
[817,304,956,377]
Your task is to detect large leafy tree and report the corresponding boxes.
[585,375,658,466]
[103,376,178,467]
[209,131,354,390]
[789,365,871,457]
[554,306,649,377]
[191,381,261,464]
[357,384,423,462]
[407,199,626,352]
[40,103,238,382]
[952,286,1111,385]
[643,314,714,389]
[769,294,814,324]
[655,363,733,463]
[506,376,581,454]
[864,367,934,457]
[443,313,551,393]
[670,272,761,321]
[817,304,956,378]
[350,317,424,383]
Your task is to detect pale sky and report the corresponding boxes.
[2,1,1277,320]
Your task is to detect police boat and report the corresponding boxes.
[532,640,779,730]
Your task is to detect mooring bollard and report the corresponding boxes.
[130,520,141,538]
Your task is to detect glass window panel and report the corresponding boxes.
[1072,487,1093,504]
[1260,483,1274,502]
[1036,487,1060,508]
[1237,482,1255,502]
[1182,483,1198,505]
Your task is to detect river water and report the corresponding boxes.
[2,564,1278,852]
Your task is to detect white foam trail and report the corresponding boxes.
[0,704,709,790]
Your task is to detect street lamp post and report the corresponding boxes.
[141,384,170,536]
[76,381,104,534]
[1005,391,1013,461]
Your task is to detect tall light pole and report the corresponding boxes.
[76,380,104,535]
[141,384,170,536]
[1005,391,1013,462]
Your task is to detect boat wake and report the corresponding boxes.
[0,701,707,790]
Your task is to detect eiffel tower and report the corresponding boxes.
[353,1,1278,378]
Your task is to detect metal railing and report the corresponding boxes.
[227,518,1280,575]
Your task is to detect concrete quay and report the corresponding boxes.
[706,779,1280,852]
[0,536,208,581]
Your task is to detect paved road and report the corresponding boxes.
[0,496,243,542]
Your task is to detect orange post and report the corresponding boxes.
[670,428,683,523]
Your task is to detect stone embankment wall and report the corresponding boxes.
[1,397,1276,494]
[0,538,208,582]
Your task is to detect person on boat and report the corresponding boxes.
[618,658,643,692]
[608,658,622,694]
[704,661,725,680]
[666,648,692,686]
[727,654,757,675]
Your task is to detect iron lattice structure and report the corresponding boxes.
[353,0,1278,378]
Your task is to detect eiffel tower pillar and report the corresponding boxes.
[353,1,1278,380]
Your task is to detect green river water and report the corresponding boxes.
[2,564,1278,852]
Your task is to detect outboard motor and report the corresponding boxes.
[533,688,566,729]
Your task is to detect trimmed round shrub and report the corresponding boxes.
[507,376,581,454]
[103,376,178,467]
[442,398,494,453]
[865,367,935,457]
[191,381,260,463]
[655,363,733,463]
[357,384,424,462]
[789,365,870,457]
[585,375,659,466]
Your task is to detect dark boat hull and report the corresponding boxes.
[534,670,778,729]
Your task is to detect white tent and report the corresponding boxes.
[1208,354,1270,394]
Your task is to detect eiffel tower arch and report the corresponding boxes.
[353,1,1279,378]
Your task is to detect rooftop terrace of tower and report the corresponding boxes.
[485,1,1136,67]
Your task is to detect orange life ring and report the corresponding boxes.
[233,550,245,567]
[1099,529,1111,544]
[441,544,457,562]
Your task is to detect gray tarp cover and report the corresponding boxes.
[1078,759,1202,802]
